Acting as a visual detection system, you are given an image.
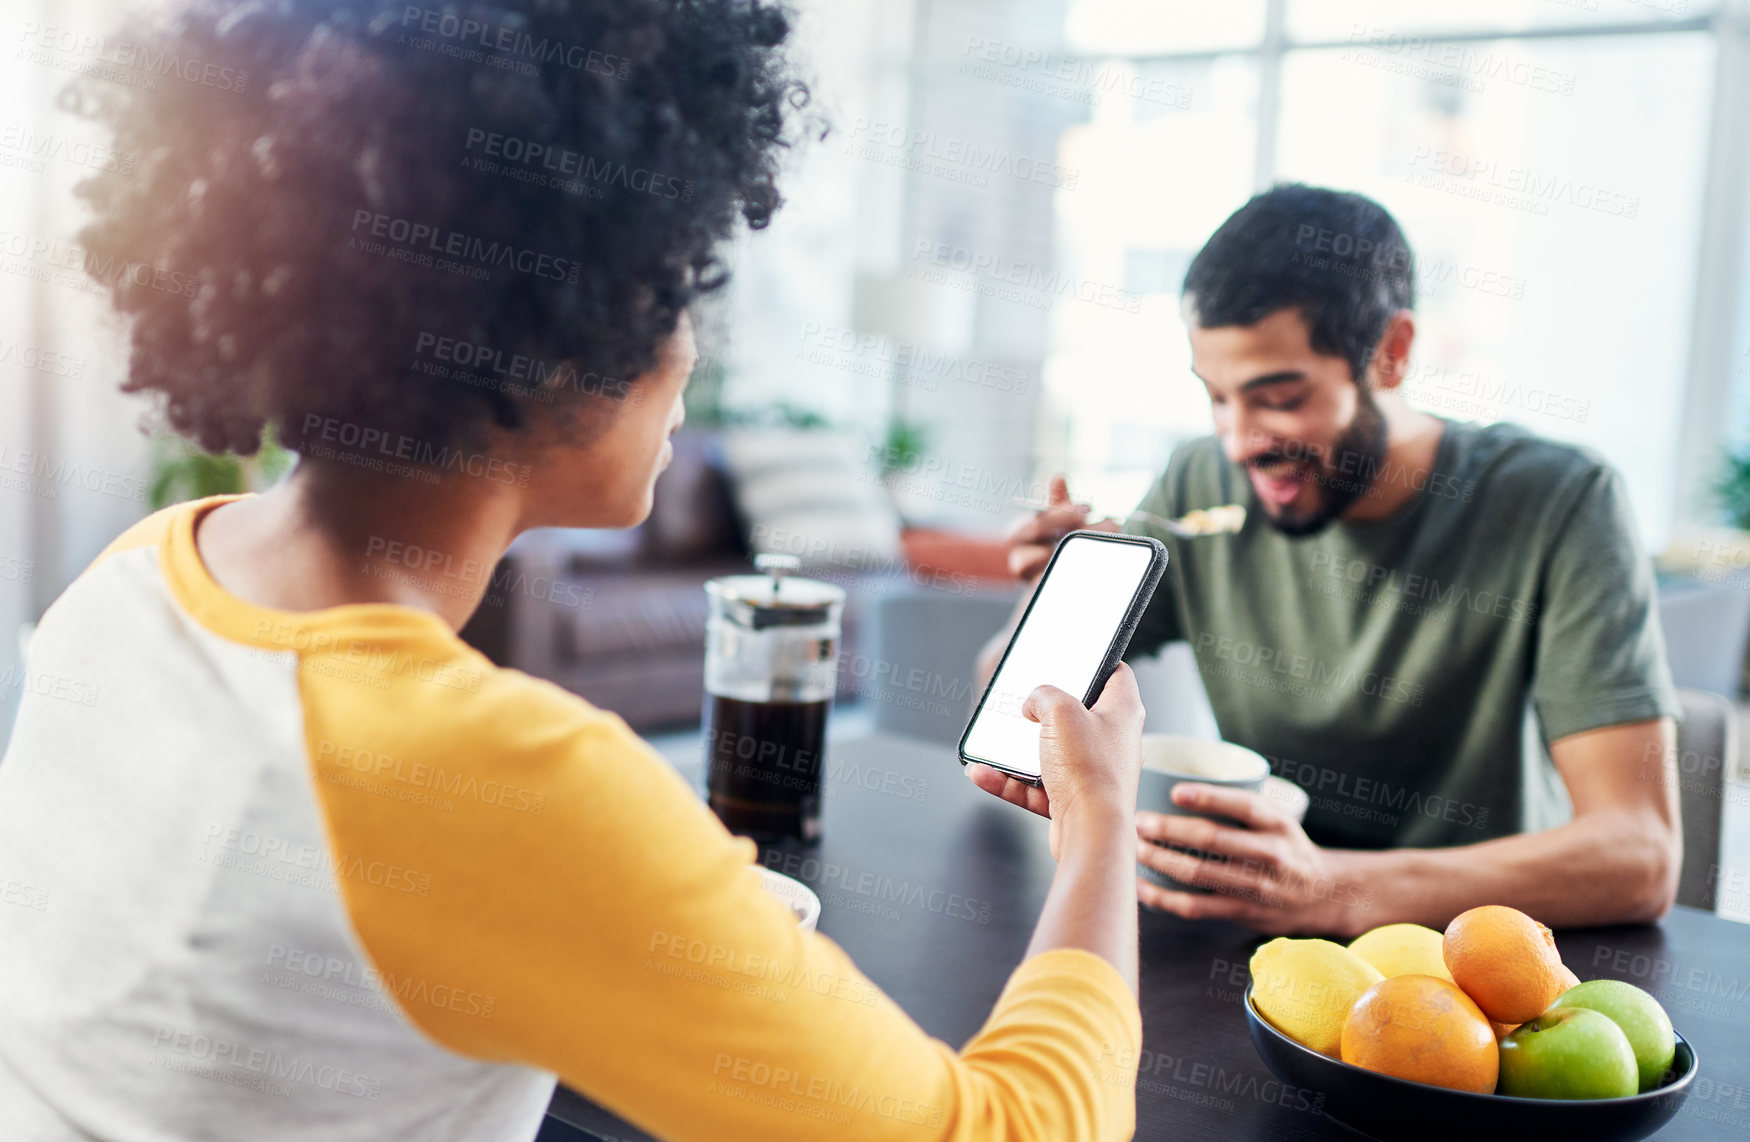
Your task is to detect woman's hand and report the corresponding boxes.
[966,662,1145,860]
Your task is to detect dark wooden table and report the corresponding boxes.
[546,729,1750,1141]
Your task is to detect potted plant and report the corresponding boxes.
[1653,447,1750,699]
[147,427,294,511]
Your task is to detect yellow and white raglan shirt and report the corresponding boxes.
[0,496,1142,1142]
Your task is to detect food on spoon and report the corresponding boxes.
[1177,504,1247,535]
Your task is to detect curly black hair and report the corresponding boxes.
[67,0,808,458]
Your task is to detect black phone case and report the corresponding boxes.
[957,530,1168,787]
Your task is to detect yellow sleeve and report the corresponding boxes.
[298,634,1141,1142]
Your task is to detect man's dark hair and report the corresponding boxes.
[1181,184,1415,383]
[68,0,809,457]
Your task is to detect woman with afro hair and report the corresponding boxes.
[0,2,1146,1139]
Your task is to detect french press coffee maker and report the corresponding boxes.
[701,554,845,842]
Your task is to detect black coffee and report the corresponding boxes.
[703,696,828,842]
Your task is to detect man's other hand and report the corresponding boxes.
[1006,474,1120,583]
[1135,783,1373,936]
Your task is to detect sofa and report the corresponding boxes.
[460,430,1015,732]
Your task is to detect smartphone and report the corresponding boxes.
[959,530,1167,786]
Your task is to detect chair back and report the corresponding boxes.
[1674,689,1736,911]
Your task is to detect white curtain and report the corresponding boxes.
[1,0,154,745]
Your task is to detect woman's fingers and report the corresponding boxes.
[1090,661,1143,724]
[966,763,1052,818]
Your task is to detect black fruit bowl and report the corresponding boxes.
[1244,987,1697,1142]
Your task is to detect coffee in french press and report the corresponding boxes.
[701,554,845,842]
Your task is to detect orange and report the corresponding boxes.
[1443,905,1568,1025]
[1489,1020,1519,1041]
[1340,975,1499,1094]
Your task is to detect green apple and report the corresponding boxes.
[1498,1008,1639,1100]
[1548,979,1676,1092]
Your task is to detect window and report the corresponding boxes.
[1046,55,1260,513]
[1042,0,1734,547]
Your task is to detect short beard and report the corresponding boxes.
[1254,388,1390,538]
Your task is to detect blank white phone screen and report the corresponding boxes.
[963,536,1154,779]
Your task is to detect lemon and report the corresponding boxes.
[1249,938,1384,1057]
[1348,923,1454,983]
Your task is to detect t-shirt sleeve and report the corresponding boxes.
[1122,467,1184,660]
[299,656,1143,1142]
[85,495,248,574]
[1529,463,1681,743]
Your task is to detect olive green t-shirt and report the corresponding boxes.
[1122,419,1680,850]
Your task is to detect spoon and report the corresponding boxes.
[1009,497,1246,538]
